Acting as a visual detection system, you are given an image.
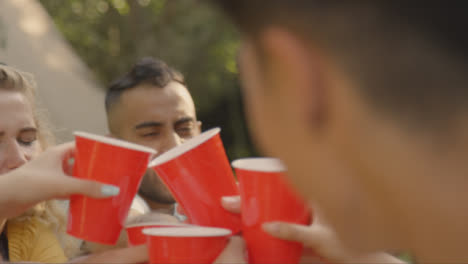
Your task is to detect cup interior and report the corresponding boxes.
[143,226,231,237]
[232,157,287,173]
[148,127,220,167]
[74,131,156,154]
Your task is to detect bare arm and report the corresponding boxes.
[0,142,120,219]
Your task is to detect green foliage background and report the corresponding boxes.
[39,0,257,160]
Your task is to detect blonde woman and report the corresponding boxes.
[0,64,123,262]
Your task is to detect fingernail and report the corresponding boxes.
[101,185,120,197]
[262,222,280,233]
[221,196,240,204]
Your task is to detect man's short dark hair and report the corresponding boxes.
[214,1,468,129]
[105,57,185,113]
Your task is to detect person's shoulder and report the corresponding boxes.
[9,216,68,263]
[7,216,41,238]
[7,215,54,250]
[7,216,43,262]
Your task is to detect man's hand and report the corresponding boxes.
[262,221,353,263]
[214,236,247,264]
[220,195,406,264]
[220,195,241,214]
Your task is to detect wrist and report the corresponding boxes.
[0,169,33,216]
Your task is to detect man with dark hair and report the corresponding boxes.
[212,1,468,263]
[105,57,201,215]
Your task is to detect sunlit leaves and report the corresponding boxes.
[39,0,255,159]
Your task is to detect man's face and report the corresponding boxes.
[109,82,201,204]
[238,34,401,253]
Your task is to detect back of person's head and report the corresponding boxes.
[212,2,468,261]
[214,1,468,130]
[105,57,185,114]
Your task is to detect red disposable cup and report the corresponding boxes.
[233,157,312,264]
[143,227,231,264]
[125,222,190,246]
[148,127,241,233]
[67,132,156,244]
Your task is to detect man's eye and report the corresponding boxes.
[141,132,160,137]
[177,127,194,137]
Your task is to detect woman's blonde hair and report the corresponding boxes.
[0,64,81,258]
[0,64,54,147]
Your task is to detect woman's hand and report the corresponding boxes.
[0,142,120,219]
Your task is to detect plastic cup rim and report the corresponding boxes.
[142,226,232,237]
[232,157,287,173]
[74,131,156,154]
[148,127,220,167]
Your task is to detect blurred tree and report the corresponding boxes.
[39,0,257,160]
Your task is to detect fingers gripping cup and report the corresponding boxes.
[233,157,311,264]
[148,128,241,233]
[143,227,231,264]
[67,132,156,244]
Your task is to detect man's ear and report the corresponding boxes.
[195,121,202,133]
[106,133,117,139]
[259,27,330,132]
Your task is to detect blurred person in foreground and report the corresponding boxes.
[0,64,147,263]
[211,1,468,263]
[105,57,201,218]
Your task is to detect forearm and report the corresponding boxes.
[0,170,37,220]
[0,171,24,219]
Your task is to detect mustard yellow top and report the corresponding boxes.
[6,217,68,263]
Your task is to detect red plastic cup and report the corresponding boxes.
[125,222,189,246]
[143,227,231,264]
[148,127,241,233]
[67,132,156,244]
[233,157,312,264]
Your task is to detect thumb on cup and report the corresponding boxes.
[221,195,241,214]
[262,221,317,246]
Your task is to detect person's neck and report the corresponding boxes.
[410,154,468,263]
[142,197,175,213]
[396,144,468,263]
[355,119,468,262]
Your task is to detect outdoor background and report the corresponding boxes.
[6,0,258,160]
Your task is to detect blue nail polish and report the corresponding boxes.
[101,185,120,197]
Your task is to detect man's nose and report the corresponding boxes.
[160,132,184,153]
